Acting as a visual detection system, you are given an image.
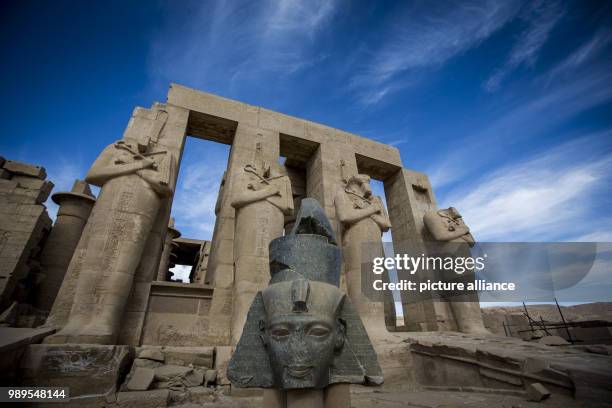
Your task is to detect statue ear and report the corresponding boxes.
[334,317,346,352]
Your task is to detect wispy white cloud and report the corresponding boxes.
[545,28,612,82]
[148,0,337,94]
[484,0,565,91]
[428,63,612,189]
[171,154,227,239]
[350,0,523,104]
[442,134,612,241]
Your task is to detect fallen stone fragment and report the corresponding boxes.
[204,369,217,386]
[537,336,569,346]
[139,348,165,362]
[526,382,551,402]
[127,367,155,391]
[154,364,193,381]
[134,357,164,369]
[185,369,204,387]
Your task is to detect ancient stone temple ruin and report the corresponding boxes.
[1,84,611,407]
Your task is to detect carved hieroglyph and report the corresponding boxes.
[230,159,293,344]
[45,137,175,345]
[334,174,393,348]
[423,207,488,334]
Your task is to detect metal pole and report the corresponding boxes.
[554,298,574,344]
[523,302,535,333]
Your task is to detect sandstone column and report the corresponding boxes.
[155,217,181,281]
[384,169,456,331]
[36,180,95,312]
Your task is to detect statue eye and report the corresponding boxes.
[307,325,330,337]
[270,327,291,338]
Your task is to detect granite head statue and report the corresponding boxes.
[228,198,383,390]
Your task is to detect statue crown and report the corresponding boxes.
[269,198,342,287]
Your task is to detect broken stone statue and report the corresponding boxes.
[423,207,488,334]
[228,197,383,396]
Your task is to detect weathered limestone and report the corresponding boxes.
[140,281,213,346]
[383,169,457,331]
[36,180,96,312]
[0,158,53,312]
[334,174,393,346]
[155,218,181,281]
[45,106,180,345]
[423,207,488,334]
[406,331,612,404]
[21,344,134,399]
[229,133,293,345]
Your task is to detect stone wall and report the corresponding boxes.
[0,158,53,313]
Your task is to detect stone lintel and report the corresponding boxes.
[166,83,402,169]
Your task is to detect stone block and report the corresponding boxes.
[0,169,10,179]
[204,369,217,385]
[537,335,569,346]
[162,346,214,368]
[0,178,18,192]
[127,367,155,391]
[116,389,169,408]
[187,386,215,404]
[21,344,134,398]
[526,382,551,402]
[3,160,46,179]
[185,368,204,386]
[134,358,164,369]
[154,364,193,381]
[139,348,165,362]
[214,346,233,385]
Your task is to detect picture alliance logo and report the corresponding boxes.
[371,253,487,275]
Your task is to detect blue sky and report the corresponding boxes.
[2,0,611,248]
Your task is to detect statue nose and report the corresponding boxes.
[287,334,309,362]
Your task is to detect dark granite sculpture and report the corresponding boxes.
[228,198,383,390]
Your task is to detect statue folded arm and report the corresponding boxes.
[231,173,280,209]
[423,211,470,241]
[370,196,391,232]
[85,143,154,187]
[335,192,379,227]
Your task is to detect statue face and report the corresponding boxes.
[262,314,345,389]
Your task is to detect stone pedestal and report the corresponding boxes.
[21,344,134,400]
[36,180,95,312]
[155,218,181,281]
